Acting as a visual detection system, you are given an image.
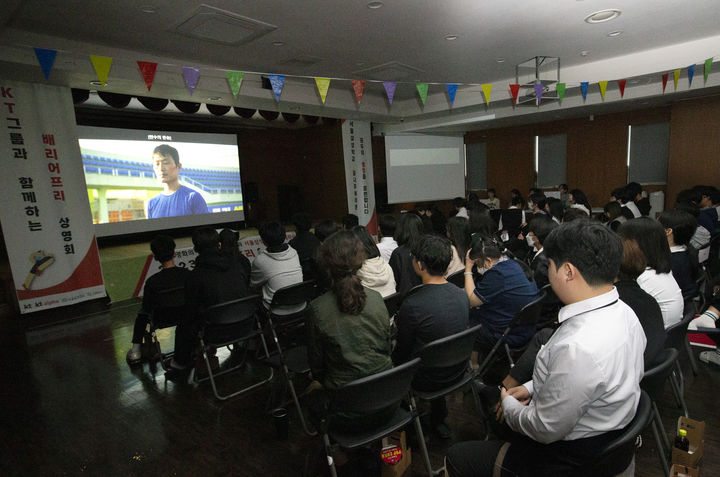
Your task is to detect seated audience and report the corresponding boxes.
[251,221,304,315]
[314,219,339,242]
[659,209,699,299]
[376,214,398,263]
[618,218,684,328]
[696,185,719,237]
[463,234,539,355]
[126,235,190,364]
[603,201,626,231]
[289,213,322,279]
[469,207,498,237]
[619,183,642,219]
[676,190,710,251]
[627,182,651,216]
[219,228,251,283]
[351,225,396,297]
[445,216,471,277]
[393,234,469,438]
[568,188,591,216]
[562,207,589,222]
[527,193,548,218]
[342,213,359,230]
[526,216,557,289]
[453,196,469,218]
[389,213,424,296]
[544,197,563,224]
[486,188,500,209]
[446,220,645,477]
[429,203,448,235]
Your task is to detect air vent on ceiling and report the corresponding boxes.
[353,61,425,81]
[176,4,277,46]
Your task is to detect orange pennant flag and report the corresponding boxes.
[351,80,366,104]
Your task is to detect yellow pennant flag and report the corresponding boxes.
[598,80,608,100]
[315,77,331,104]
[481,84,492,105]
[90,55,113,87]
[673,69,681,90]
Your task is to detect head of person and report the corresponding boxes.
[604,201,623,221]
[395,213,424,248]
[316,230,366,314]
[529,187,541,197]
[487,188,496,199]
[694,185,717,208]
[351,225,380,260]
[710,190,720,207]
[559,184,568,193]
[446,216,472,260]
[510,195,525,208]
[569,188,591,210]
[259,221,286,247]
[617,186,636,205]
[453,197,466,210]
[150,234,176,263]
[468,234,504,270]
[529,193,547,211]
[218,228,240,257]
[411,234,453,278]
[379,214,396,239]
[192,227,220,254]
[676,189,701,208]
[468,208,496,236]
[292,212,312,233]
[342,213,359,229]
[467,192,480,205]
[527,216,557,250]
[562,208,589,222]
[510,188,521,198]
[610,187,625,203]
[152,144,181,185]
[545,197,564,221]
[314,219,339,242]
[619,237,647,281]
[617,217,671,274]
[543,220,622,303]
[626,182,643,201]
[658,209,697,247]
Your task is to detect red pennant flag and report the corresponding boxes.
[509,84,520,105]
[618,79,626,98]
[351,80,366,104]
[137,61,157,91]
[661,73,669,93]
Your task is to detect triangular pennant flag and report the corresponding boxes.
[351,80,366,104]
[182,66,200,95]
[446,84,458,105]
[137,61,158,91]
[416,83,429,105]
[509,84,520,105]
[598,80,608,100]
[704,58,712,84]
[617,79,626,98]
[90,55,113,87]
[580,82,589,101]
[314,77,331,104]
[268,74,285,101]
[481,84,492,105]
[383,82,397,104]
[662,73,669,93]
[556,83,566,103]
[226,71,244,98]
[533,83,544,105]
[673,69,680,91]
[34,48,57,79]
[687,64,695,87]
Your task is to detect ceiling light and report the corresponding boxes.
[444,35,458,41]
[584,9,621,24]
[139,5,156,14]
[207,96,222,101]
[272,41,285,46]
[367,2,384,9]
[607,30,623,37]
[496,58,505,63]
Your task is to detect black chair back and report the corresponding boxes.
[330,358,421,416]
[501,209,523,233]
[664,312,694,352]
[511,290,547,327]
[151,286,190,327]
[203,294,260,326]
[383,292,402,317]
[488,209,502,228]
[641,348,678,401]
[446,270,466,288]
[418,325,481,369]
[270,279,317,307]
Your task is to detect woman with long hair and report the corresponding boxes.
[389,213,424,296]
[569,188,592,216]
[445,216,471,276]
[351,225,396,297]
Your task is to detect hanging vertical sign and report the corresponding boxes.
[341,120,377,234]
[0,82,106,313]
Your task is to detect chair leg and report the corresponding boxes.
[668,371,689,418]
[410,397,442,476]
[653,402,671,456]
[283,364,317,436]
[685,337,699,376]
[322,433,338,477]
[650,415,670,477]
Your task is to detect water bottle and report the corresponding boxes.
[674,428,689,452]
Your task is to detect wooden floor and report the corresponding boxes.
[0,301,717,476]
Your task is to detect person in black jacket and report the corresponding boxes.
[389,213,424,296]
[288,213,321,279]
[659,209,699,299]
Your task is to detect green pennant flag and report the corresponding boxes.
[416,83,429,104]
[226,71,244,98]
[705,58,713,84]
[556,83,566,102]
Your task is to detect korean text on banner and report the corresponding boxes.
[0,82,105,313]
[341,120,377,234]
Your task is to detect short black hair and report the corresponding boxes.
[467,192,479,203]
[511,196,525,207]
[259,221,286,247]
[617,217,671,274]
[453,197,466,209]
[544,219,622,286]
[625,182,642,199]
[487,188,496,195]
[351,225,380,259]
[292,212,312,233]
[342,213,359,229]
[710,190,720,205]
[563,208,589,222]
[610,187,625,201]
[192,227,220,254]
[379,214,396,238]
[546,197,564,221]
[314,220,339,242]
[676,189,701,206]
[468,234,503,262]
[152,144,180,166]
[411,234,452,276]
[150,234,176,262]
[658,210,697,247]
[604,201,622,219]
[528,216,557,245]
[394,213,424,248]
[529,193,547,210]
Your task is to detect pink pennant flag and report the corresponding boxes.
[182,66,200,95]
[137,61,157,91]
[351,80,366,104]
[383,82,397,104]
[618,79,626,98]
[509,84,520,105]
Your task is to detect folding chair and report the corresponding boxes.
[318,358,435,477]
[144,285,191,367]
[195,294,274,400]
[664,312,695,417]
[383,291,402,319]
[446,270,466,288]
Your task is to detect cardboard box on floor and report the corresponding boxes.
[671,464,699,477]
[381,431,412,477]
[671,416,705,470]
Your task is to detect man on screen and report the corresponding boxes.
[147,144,208,219]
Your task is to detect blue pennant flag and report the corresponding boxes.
[580,82,589,101]
[446,84,458,105]
[268,74,285,101]
[34,48,57,79]
[687,64,696,87]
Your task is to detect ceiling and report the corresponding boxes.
[1,0,719,132]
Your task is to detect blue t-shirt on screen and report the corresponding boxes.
[147,185,208,219]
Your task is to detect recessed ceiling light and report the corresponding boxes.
[584,9,621,24]
[272,41,285,46]
[607,30,623,37]
[207,96,222,101]
[496,58,505,63]
[367,1,384,9]
[580,50,589,56]
[444,35,458,41]
[89,80,106,87]
[139,5,156,14]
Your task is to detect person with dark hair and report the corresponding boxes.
[562,207,589,222]
[389,213,424,296]
[486,188,500,209]
[544,197,563,224]
[610,187,625,203]
[394,234,470,438]
[376,214,398,262]
[568,188,591,216]
[463,234,538,355]
[526,216,557,288]
[147,144,208,219]
[314,219,339,242]
[445,216,471,277]
[251,221,304,315]
[219,228,251,284]
[468,207,498,238]
[447,220,645,477]
[696,185,719,237]
[617,186,640,219]
[658,209,699,299]
[342,213,359,230]
[603,201,626,231]
[527,193,547,218]
[289,213,322,279]
[351,225,396,297]
[429,203,448,236]
[453,196,468,218]
[168,227,250,381]
[126,235,190,364]
[558,183,569,206]
[618,218,683,328]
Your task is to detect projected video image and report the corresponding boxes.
[77,128,243,225]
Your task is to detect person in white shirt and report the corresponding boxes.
[376,214,398,263]
[486,188,500,210]
[351,225,396,297]
[445,219,645,477]
[453,197,469,219]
